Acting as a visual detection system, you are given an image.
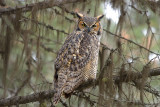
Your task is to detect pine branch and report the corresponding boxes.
[21,16,69,35]
[0,67,160,106]
[0,90,55,106]
[114,67,160,84]
[0,0,82,16]
[103,29,160,56]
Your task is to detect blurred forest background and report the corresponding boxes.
[0,0,160,107]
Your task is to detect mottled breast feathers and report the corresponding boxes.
[54,31,92,72]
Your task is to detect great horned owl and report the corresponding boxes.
[53,13,104,104]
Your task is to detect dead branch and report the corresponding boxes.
[0,90,55,106]
[84,92,157,105]
[0,0,82,16]
[131,81,160,97]
[0,67,160,106]
[114,67,160,84]
[14,70,32,96]
[21,16,69,35]
[103,29,160,56]
[51,8,75,23]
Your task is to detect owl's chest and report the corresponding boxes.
[80,35,100,80]
[82,55,99,81]
[80,34,99,54]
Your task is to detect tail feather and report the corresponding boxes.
[53,69,68,105]
[53,90,62,105]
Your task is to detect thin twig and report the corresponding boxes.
[21,16,69,35]
[103,29,160,56]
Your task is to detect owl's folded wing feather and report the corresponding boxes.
[54,31,91,72]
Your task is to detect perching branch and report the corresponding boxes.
[0,66,160,106]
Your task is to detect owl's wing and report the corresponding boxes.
[54,31,91,72]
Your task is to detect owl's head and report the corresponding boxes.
[76,13,104,35]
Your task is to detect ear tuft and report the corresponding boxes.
[76,12,83,19]
[97,14,104,21]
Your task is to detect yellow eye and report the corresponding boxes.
[92,24,97,28]
[82,23,87,27]
[93,22,100,31]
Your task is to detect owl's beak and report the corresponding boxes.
[87,27,91,32]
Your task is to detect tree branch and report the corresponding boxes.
[0,0,82,16]
[0,67,160,106]
[0,90,55,106]
[103,29,160,56]
[21,16,69,35]
[114,67,160,84]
